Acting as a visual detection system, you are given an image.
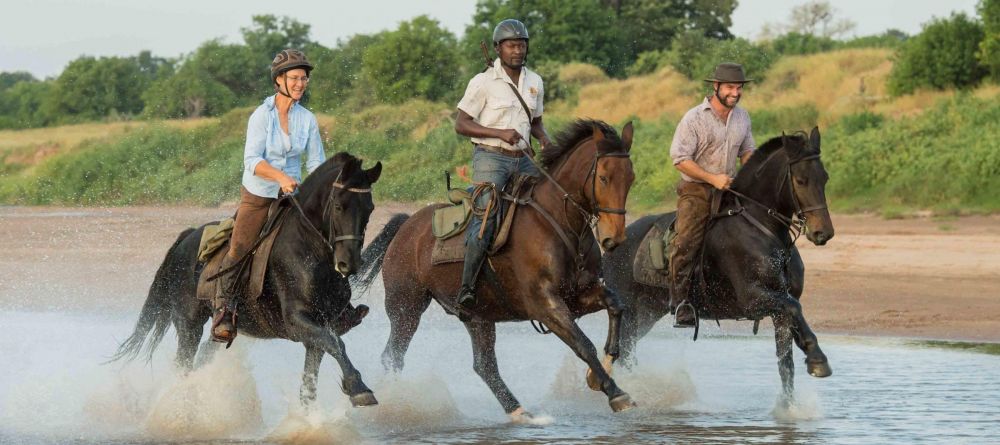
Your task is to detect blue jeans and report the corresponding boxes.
[465,146,540,251]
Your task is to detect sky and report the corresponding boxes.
[0,0,981,79]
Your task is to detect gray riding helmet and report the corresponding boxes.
[493,19,529,45]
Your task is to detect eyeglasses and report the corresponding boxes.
[284,75,310,84]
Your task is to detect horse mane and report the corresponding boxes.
[539,119,622,169]
[297,152,360,198]
[739,133,810,173]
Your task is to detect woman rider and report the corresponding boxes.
[212,49,366,344]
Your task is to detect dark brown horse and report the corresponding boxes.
[353,120,637,417]
[110,153,383,408]
[602,128,834,403]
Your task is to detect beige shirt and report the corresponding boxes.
[457,58,544,151]
[670,97,755,183]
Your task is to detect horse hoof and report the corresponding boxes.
[509,407,534,423]
[609,393,636,413]
[349,391,379,407]
[807,360,832,378]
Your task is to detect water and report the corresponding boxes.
[1,305,998,444]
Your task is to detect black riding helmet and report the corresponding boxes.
[492,19,529,46]
[270,49,313,97]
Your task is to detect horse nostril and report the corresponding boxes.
[336,261,351,275]
[601,238,617,251]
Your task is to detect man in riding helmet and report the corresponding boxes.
[453,19,553,308]
[212,49,368,344]
[668,62,756,327]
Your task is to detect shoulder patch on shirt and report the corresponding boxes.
[529,87,538,96]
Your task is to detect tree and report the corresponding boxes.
[363,16,459,104]
[241,15,314,58]
[0,80,52,129]
[979,0,1000,80]
[666,30,774,81]
[142,63,237,118]
[0,71,36,92]
[760,0,855,40]
[307,33,384,112]
[42,56,150,122]
[888,13,986,96]
[618,0,737,57]
[460,0,630,77]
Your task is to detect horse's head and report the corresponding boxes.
[311,156,382,276]
[784,127,834,245]
[590,122,636,251]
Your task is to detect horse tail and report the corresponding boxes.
[107,227,194,364]
[351,213,410,295]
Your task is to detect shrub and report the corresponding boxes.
[887,13,986,96]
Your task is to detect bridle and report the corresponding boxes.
[723,152,826,245]
[289,173,372,253]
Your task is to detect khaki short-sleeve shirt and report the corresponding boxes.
[457,58,544,151]
[669,97,755,183]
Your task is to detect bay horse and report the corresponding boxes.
[110,152,383,408]
[602,128,833,402]
[353,120,637,417]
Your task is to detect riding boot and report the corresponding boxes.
[211,255,241,345]
[457,236,489,308]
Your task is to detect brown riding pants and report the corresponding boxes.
[668,180,713,307]
[225,186,275,261]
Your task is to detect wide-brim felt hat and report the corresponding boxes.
[704,62,752,83]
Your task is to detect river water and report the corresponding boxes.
[1,293,997,445]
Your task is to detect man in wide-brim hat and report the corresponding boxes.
[667,62,757,328]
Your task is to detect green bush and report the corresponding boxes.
[887,13,986,96]
[980,0,1000,80]
[835,111,885,135]
[667,31,775,83]
[750,103,820,137]
[769,32,838,56]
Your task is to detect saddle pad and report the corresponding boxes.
[431,233,466,265]
[432,201,471,240]
[197,218,234,262]
[632,214,675,289]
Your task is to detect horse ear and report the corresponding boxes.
[365,161,383,184]
[810,126,821,152]
[621,121,634,152]
[592,125,604,143]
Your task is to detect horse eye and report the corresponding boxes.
[794,177,807,186]
[599,175,609,184]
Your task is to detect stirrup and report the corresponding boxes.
[673,300,697,328]
[457,286,476,308]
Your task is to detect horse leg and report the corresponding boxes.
[287,311,377,407]
[773,314,795,405]
[300,344,323,408]
[193,339,221,369]
[381,287,432,373]
[540,301,636,412]
[617,284,671,368]
[584,283,623,391]
[775,294,831,378]
[173,317,204,373]
[464,321,524,417]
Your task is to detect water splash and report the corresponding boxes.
[353,373,462,430]
[143,345,264,440]
[771,389,823,422]
[267,403,362,445]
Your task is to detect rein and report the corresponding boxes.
[207,179,370,282]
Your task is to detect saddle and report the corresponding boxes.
[196,199,291,303]
[632,214,676,288]
[431,174,537,265]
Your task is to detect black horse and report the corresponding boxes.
[602,128,834,402]
[111,152,383,408]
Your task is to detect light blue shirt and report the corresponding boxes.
[242,95,325,198]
